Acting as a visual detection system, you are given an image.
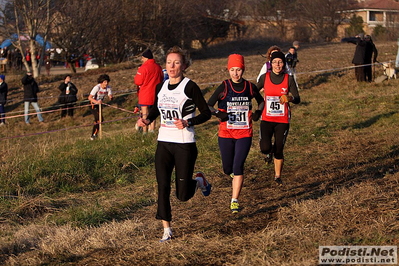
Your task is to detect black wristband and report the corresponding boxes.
[187,119,193,127]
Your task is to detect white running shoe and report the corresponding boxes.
[195,172,211,196]
[159,231,172,243]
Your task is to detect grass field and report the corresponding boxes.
[0,40,398,265]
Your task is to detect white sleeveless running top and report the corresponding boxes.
[157,77,196,143]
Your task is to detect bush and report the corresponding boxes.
[372,25,393,41]
[345,15,364,37]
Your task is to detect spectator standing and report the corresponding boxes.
[137,46,212,242]
[15,50,23,70]
[285,46,299,84]
[6,48,12,70]
[25,49,32,67]
[0,74,8,125]
[35,52,40,67]
[364,35,378,82]
[88,74,113,140]
[21,72,44,124]
[207,54,264,213]
[341,33,367,82]
[1,47,8,59]
[45,55,51,76]
[285,47,298,72]
[293,41,300,51]
[58,75,78,118]
[134,49,164,134]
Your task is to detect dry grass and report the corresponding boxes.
[0,40,398,265]
[2,174,397,265]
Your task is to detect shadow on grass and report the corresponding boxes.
[300,71,347,90]
[203,145,398,236]
[277,144,396,205]
[342,111,397,130]
[0,198,156,265]
[68,199,156,228]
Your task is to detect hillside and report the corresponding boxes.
[0,41,398,265]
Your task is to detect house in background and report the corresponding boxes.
[342,0,399,35]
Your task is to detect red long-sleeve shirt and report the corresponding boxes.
[134,59,163,106]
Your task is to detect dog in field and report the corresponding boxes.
[382,63,396,79]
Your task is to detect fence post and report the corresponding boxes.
[99,103,102,139]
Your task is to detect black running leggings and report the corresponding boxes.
[155,141,198,222]
[218,137,252,176]
[259,121,289,160]
[90,105,104,136]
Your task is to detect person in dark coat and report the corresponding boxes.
[15,50,23,70]
[58,75,78,117]
[45,55,51,76]
[0,74,8,125]
[21,72,44,124]
[364,35,378,82]
[341,33,367,82]
[285,46,298,70]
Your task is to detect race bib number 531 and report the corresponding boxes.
[227,105,249,129]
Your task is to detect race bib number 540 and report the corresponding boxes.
[159,104,180,128]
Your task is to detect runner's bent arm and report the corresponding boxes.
[251,83,265,111]
[207,83,225,113]
[257,63,267,83]
[146,83,162,123]
[288,76,300,104]
[256,73,266,91]
[184,80,211,126]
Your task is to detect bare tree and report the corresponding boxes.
[50,0,107,72]
[37,0,51,74]
[184,0,237,48]
[52,0,153,67]
[138,0,244,50]
[1,0,264,71]
[254,0,296,41]
[93,0,147,64]
[295,0,354,42]
[1,0,53,77]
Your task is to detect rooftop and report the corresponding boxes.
[351,0,399,10]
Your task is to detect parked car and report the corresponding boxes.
[85,58,99,71]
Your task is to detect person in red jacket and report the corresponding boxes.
[134,49,164,134]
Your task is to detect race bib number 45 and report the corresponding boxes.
[266,96,285,117]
